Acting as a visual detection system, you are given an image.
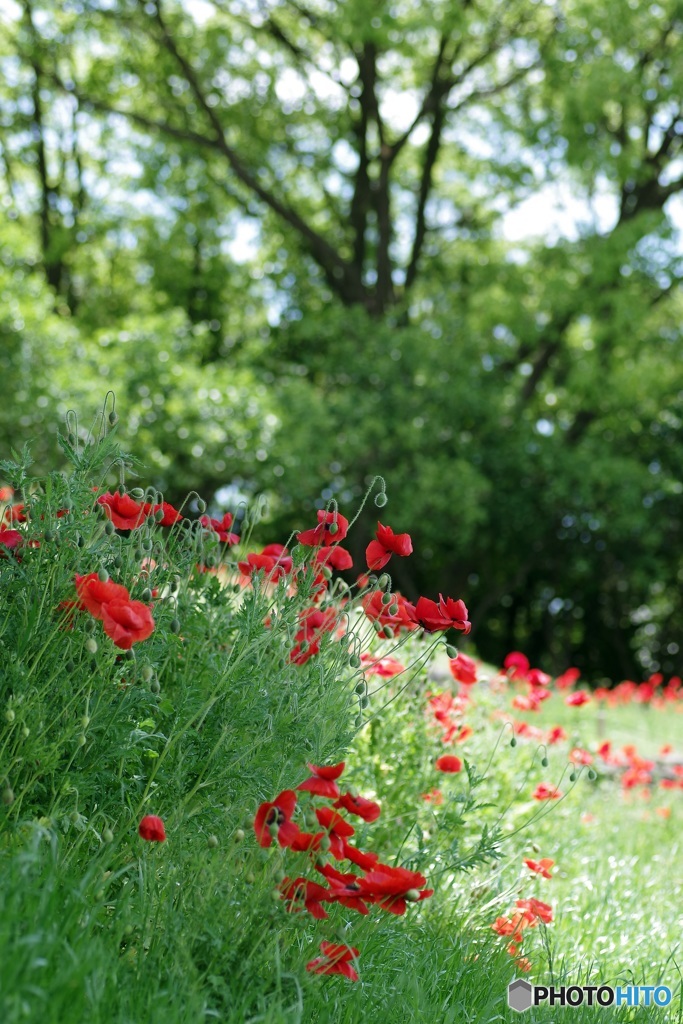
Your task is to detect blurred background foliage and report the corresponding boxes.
[2,0,683,679]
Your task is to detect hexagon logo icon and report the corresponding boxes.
[508,978,533,1012]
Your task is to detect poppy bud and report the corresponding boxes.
[588,768,597,781]
[374,492,388,507]
[328,522,339,536]
[155,508,165,522]
[2,786,14,805]
[196,499,207,514]
[130,488,145,500]
[388,604,398,616]
[62,497,73,511]
[44,529,55,542]
[113,554,122,568]
[102,827,114,843]
[142,539,153,552]
[85,638,98,654]
[355,681,367,695]
[170,618,181,634]
[541,757,548,767]
[76,533,85,548]
[349,654,361,669]
[359,696,369,709]
[84,618,95,634]
[510,737,517,747]
[321,566,332,579]
[150,679,160,694]
[21,726,29,739]
[141,588,152,602]
[77,734,87,747]
[68,432,77,446]
[108,411,118,426]
[569,772,577,782]
[381,592,393,606]
[104,520,115,535]
[5,709,15,724]
[446,644,458,659]
[98,568,109,582]
[382,625,393,639]
[377,574,390,590]
[146,516,157,529]
[70,810,80,824]
[318,834,331,853]
[234,828,245,842]
[245,872,255,883]
[81,716,90,728]
[405,889,421,902]
[355,714,363,727]
[66,660,75,673]
[207,835,219,849]
[141,665,154,682]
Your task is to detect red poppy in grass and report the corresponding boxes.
[279,877,331,920]
[503,651,530,680]
[260,544,293,574]
[621,766,652,789]
[297,762,345,799]
[365,522,413,571]
[4,502,27,524]
[333,791,381,823]
[356,864,433,915]
[341,841,379,870]
[516,897,553,924]
[361,590,418,635]
[435,755,462,773]
[532,783,562,801]
[253,790,298,848]
[569,747,593,765]
[315,545,353,571]
[238,552,287,583]
[295,607,337,645]
[421,788,444,805]
[413,595,471,634]
[555,667,581,689]
[286,826,325,852]
[138,815,166,841]
[306,941,359,981]
[524,858,554,879]
[565,690,591,707]
[315,806,355,859]
[0,486,13,501]
[320,868,370,915]
[359,654,405,678]
[200,512,239,545]
[515,956,532,973]
[449,653,478,685]
[101,599,155,649]
[75,573,130,620]
[527,668,551,688]
[289,640,321,665]
[512,693,540,712]
[0,527,22,553]
[546,725,567,745]
[143,501,182,526]
[492,916,528,941]
[97,492,147,530]
[297,510,349,547]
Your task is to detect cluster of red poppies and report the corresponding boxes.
[491,861,555,973]
[70,572,155,650]
[254,761,433,981]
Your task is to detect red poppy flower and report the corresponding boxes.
[516,897,553,924]
[320,869,371,915]
[341,841,379,870]
[100,600,155,649]
[253,790,298,848]
[238,552,287,582]
[143,501,182,526]
[333,791,381,822]
[0,486,13,501]
[0,527,22,553]
[315,545,354,571]
[4,502,27,524]
[97,492,147,530]
[279,877,331,920]
[503,651,530,680]
[546,725,567,744]
[260,543,293,574]
[421,788,444,805]
[138,815,166,841]
[449,653,478,685]
[295,607,337,645]
[413,595,471,634]
[359,654,405,677]
[524,857,554,879]
[365,522,413,571]
[565,690,591,707]
[200,512,239,545]
[297,510,349,546]
[356,864,433,915]
[289,640,321,665]
[297,762,345,799]
[569,747,593,765]
[75,573,130,620]
[492,915,528,941]
[361,590,418,635]
[435,755,462,773]
[532,783,562,801]
[306,941,359,981]
[555,667,581,689]
[315,806,355,859]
